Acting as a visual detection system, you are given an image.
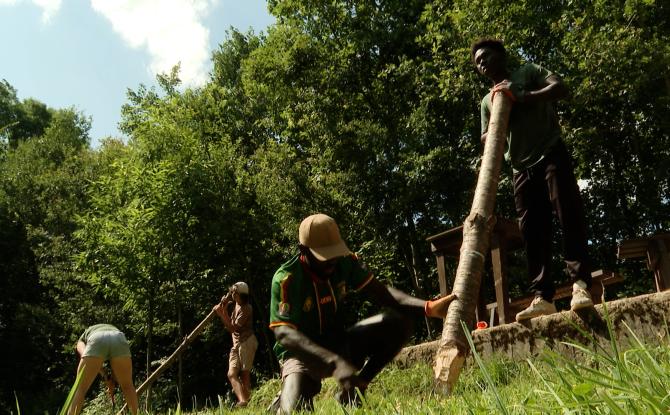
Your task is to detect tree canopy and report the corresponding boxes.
[1,0,668,411]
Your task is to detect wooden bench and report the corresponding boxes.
[427,216,524,324]
[485,269,624,327]
[618,233,670,292]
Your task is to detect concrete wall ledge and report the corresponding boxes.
[395,290,670,369]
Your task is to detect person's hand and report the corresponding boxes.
[331,357,364,389]
[213,303,224,317]
[220,291,233,304]
[491,80,525,103]
[331,357,367,404]
[425,293,457,319]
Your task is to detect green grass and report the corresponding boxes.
[183,321,670,414]
[72,314,670,414]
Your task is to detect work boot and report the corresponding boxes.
[570,280,594,311]
[515,296,557,322]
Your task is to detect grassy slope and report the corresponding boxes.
[77,322,670,414]
[198,327,670,414]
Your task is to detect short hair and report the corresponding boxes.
[471,38,506,62]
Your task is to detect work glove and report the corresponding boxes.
[424,293,457,319]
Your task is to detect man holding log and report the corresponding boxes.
[268,213,455,413]
[214,281,258,407]
[472,38,594,321]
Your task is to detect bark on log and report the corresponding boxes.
[433,93,512,395]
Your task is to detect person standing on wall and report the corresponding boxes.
[472,38,594,321]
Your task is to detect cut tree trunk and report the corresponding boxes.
[433,93,512,395]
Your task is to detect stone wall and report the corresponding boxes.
[395,291,670,369]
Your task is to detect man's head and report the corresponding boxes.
[471,38,507,81]
[298,213,351,277]
[231,281,250,303]
[232,281,249,295]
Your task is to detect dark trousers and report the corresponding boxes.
[513,142,592,301]
[274,310,412,414]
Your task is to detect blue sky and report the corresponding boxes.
[0,0,275,146]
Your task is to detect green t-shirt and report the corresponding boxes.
[79,324,120,344]
[480,63,562,172]
[269,253,374,360]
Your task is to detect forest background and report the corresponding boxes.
[1,0,668,412]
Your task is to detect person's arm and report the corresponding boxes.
[231,303,252,332]
[493,74,569,104]
[360,278,455,319]
[272,325,364,389]
[213,302,235,332]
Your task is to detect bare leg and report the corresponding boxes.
[68,357,104,415]
[228,366,246,404]
[240,370,252,403]
[110,356,138,415]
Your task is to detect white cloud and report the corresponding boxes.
[33,0,61,22]
[91,0,218,87]
[0,0,62,23]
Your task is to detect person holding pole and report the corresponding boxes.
[268,213,456,414]
[68,324,138,415]
[472,38,594,321]
[213,281,258,408]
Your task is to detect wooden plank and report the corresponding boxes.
[619,239,652,248]
[490,233,511,324]
[436,254,449,296]
[652,240,670,291]
[655,239,670,290]
[617,245,648,259]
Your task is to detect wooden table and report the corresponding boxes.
[426,217,524,325]
[618,233,670,292]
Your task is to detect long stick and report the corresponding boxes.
[433,93,512,395]
[116,308,218,415]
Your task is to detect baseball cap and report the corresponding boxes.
[299,213,351,261]
[232,281,249,294]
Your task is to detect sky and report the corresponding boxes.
[0,0,275,146]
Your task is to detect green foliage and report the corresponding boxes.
[1,0,669,409]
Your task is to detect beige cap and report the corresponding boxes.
[299,213,351,261]
[232,281,249,294]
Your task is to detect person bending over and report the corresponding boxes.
[68,324,138,415]
[269,213,455,413]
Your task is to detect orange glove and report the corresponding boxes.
[490,80,524,104]
[424,293,457,318]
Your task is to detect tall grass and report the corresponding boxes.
[58,366,84,415]
[63,313,670,414]
[217,313,669,415]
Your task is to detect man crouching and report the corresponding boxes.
[269,213,454,413]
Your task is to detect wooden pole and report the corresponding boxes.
[433,93,512,395]
[116,308,218,415]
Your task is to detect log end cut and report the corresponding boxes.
[433,345,466,396]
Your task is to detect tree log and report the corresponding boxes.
[433,93,512,394]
